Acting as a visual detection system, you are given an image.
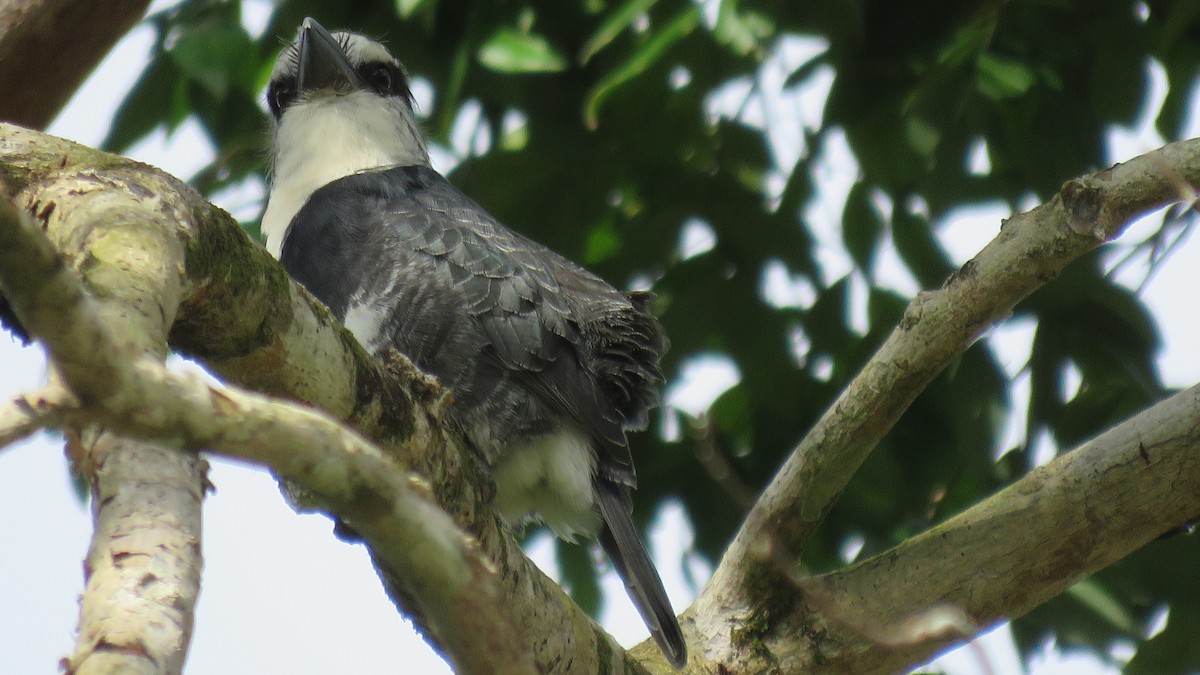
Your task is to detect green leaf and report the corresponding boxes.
[584,218,622,264]
[891,208,953,289]
[714,2,774,57]
[555,538,600,616]
[499,117,529,151]
[935,13,995,68]
[435,39,473,139]
[167,75,191,133]
[976,52,1036,100]
[1155,60,1193,140]
[102,57,178,152]
[1067,579,1139,633]
[842,181,883,272]
[904,115,941,160]
[579,0,660,64]
[710,384,752,449]
[866,287,907,333]
[584,7,700,128]
[169,24,255,99]
[478,29,567,73]
[783,53,829,89]
[395,0,435,19]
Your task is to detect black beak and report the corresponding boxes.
[297,17,364,93]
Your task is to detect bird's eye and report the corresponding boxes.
[269,83,296,116]
[368,65,392,93]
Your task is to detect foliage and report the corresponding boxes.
[107,0,1200,670]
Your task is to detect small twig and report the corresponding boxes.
[1103,206,1197,291]
[0,385,74,450]
[686,413,757,512]
[1136,213,1196,294]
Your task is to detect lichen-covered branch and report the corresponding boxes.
[808,382,1200,672]
[685,382,1200,672]
[0,191,540,671]
[687,139,1200,671]
[714,139,1200,582]
[0,123,638,673]
[1,145,205,674]
[0,178,540,674]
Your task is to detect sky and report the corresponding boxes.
[1,3,1198,674]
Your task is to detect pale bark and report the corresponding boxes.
[683,383,1200,672]
[0,385,70,449]
[680,139,1200,672]
[72,434,205,675]
[0,0,150,129]
[0,123,635,674]
[729,140,1200,566]
[812,382,1200,672]
[0,154,204,674]
[0,190,536,673]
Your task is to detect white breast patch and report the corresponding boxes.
[491,429,600,540]
[262,90,428,258]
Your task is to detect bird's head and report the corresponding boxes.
[261,18,429,256]
[267,18,415,123]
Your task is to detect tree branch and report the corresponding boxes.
[689,139,1200,671]
[716,138,1200,574]
[682,382,1200,671]
[0,0,150,129]
[1,137,207,674]
[0,187,538,672]
[0,385,72,450]
[808,381,1200,672]
[0,123,643,673]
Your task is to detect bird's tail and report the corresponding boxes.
[595,479,688,668]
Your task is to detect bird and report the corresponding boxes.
[261,18,686,668]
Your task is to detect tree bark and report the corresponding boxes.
[0,185,535,671]
[0,123,637,674]
[729,140,1200,568]
[0,155,206,674]
[0,0,150,129]
[677,140,1200,671]
[682,382,1200,672]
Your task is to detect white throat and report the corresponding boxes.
[261,90,428,258]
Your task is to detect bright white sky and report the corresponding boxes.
[1,3,1197,674]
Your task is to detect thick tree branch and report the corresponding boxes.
[71,433,205,675]
[0,189,535,672]
[715,138,1200,574]
[688,139,1200,671]
[687,382,1200,671]
[0,0,150,129]
[0,123,644,673]
[808,382,1200,672]
[1,140,205,673]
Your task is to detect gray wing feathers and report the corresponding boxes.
[395,172,666,440]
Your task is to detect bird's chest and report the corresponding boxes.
[340,281,600,540]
